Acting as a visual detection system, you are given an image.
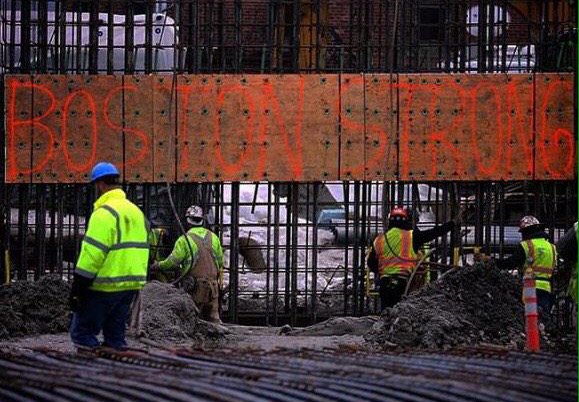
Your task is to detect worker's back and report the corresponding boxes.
[187,227,219,280]
[520,237,556,293]
[374,227,418,279]
[77,188,149,292]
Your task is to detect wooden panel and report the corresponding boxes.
[30,75,65,183]
[177,74,339,182]
[4,75,32,183]
[4,73,575,183]
[124,75,154,182]
[339,74,365,180]
[503,74,535,180]
[177,75,262,182]
[398,73,534,181]
[27,75,124,183]
[153,76,177,182]
[364,74,398,180]
[176,75,211,182]
[90,76,124,179]
[283,74,338,181]
[535,73,576,179]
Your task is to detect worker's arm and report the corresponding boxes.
[158,235,197,272]
[71,208,116,310]
[494,245,526,271]
[75,208,116,280]
[412,221,455,252]
[367,242,379,275]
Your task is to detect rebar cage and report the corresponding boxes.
[0,1,577,325]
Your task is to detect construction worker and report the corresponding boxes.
[491,216,557,323]
[69,162,149,351]
[557,222,578,334]
[367,206,457,310]
[152,205,224,323]
[556,222,577,303]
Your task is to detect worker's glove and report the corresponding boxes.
[69,294,82,312]
[69,273,93,313]
[149,261,160,273]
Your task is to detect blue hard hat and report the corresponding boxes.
[90,162,120,182]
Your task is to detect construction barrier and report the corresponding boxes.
[4,73,575,183]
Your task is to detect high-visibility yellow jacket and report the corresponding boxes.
[75,189,150,292]
[159,227,224,277]
[373,228,420,279]
[521,238,557,293]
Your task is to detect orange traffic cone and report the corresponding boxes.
[523,268,540,352]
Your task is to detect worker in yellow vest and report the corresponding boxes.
[151,205,224,323]
[69,162,150,351]
[557,222,577,334]
[494,216,557,322]
[367,206,457,310]
[557,222,578,303]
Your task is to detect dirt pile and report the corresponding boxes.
[365,262,525,349]
[139,281,200,342]
[0,276,70,339]
[139,281,227,343]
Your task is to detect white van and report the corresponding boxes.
[0,0,177,73]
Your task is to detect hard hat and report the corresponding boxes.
[90,162,120,182]
[519,215,541,232]
[186,205,204,225]
[388,206,410,221]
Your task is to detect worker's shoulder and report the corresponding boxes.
[179,233,200,248]
[106,198,145,218]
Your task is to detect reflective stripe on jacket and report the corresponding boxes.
[75,189,150,292]
[373,228,419,279]
[521,238,556,293]
[159,227,224,276]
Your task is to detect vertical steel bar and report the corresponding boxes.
[290,183,299,326]
[273,185,280,325]
[311,183,319,323]
[228,182,240,324]
[88,0,99,74]
[352,181,360,315]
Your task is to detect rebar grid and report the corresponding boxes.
[0,1,577,324]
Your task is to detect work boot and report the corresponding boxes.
[75,345,98,356]
[207,297,222,324]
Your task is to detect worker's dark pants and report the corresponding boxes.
[70,290,137,350]
[537,289,554,327]
[379,276,408,310]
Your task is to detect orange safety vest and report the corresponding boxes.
[373,228,420,279]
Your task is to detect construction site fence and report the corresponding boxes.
[2,72,576,183]
[0,0,576,326]
[1,181,576,326]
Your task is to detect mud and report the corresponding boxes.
[0,276,70,339]
[286,316,379,336]
[138,281,200,342]
[365,262,526,349]
[138,281,227,343]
